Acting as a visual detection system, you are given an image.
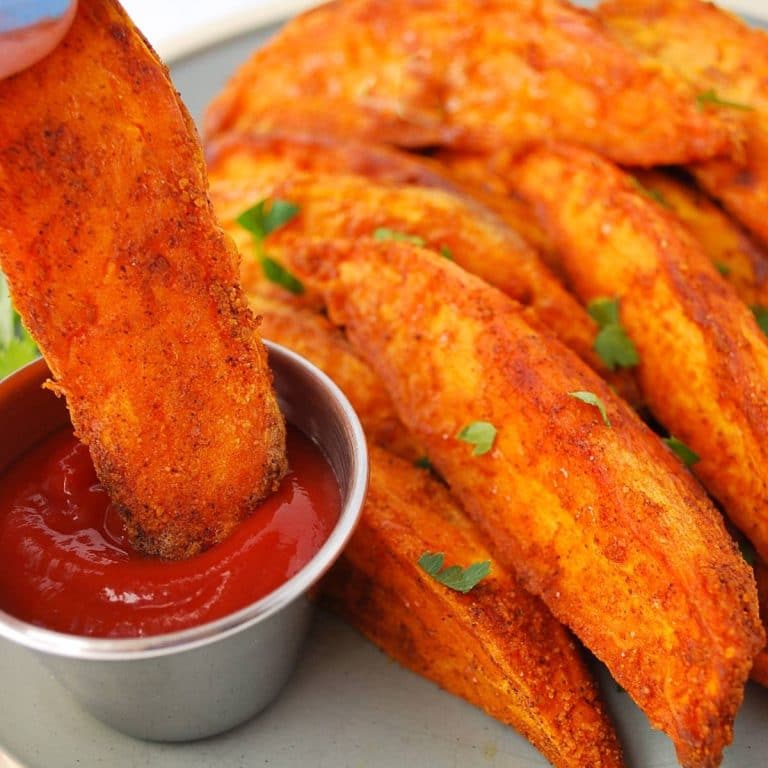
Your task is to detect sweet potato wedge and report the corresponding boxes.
[249,293,419,461]
[510,144,768,566]
[279,237,763,768]
[632,169,768,309]
[323,444,624,768]
[599,0,768,246]
[207,145,603,380]
[204,0,743,166]
[0,0,286,559]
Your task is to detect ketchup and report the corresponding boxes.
[0,426,340,637]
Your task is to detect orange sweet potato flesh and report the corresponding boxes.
[206,136,604,382]
[510,145,768,567]
[279,238,763,768]
[323,444,625,768]
[0,0,286,559]
[599,0,768,247]
[204,0,742,166]
[633,170,768,309]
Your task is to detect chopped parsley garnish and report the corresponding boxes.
[568,391,611,427]
[587,297,639,371]
[237,199,304,294]
[663,436,700,467]
[695,89,754,112]
[372,227,426,247]
[237,199,300,239]
[0,272,39,380]
[630,176,671,209]
[456,421,497,456]
[440,245,454,261]
[261,257,304,295]
[418,551,491,593]
[751,305,768,336]
[714,261,731,277]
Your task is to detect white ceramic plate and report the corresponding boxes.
[2,5,768,768]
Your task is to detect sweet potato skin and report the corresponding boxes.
[207,138,604,379]
[633,169,768,308]
[599,0,768,246]
[511,145,768,567]
[323,445,624,768]
[0,0,286,559]
[205,0,742,166]
[282,238,763,768]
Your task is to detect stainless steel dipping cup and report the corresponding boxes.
[0,342,368,741]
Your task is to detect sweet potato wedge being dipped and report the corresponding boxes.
[599,0,768,248]
[324,444,624,768]
[510,145,768,564]
[0,0,286,559]
[275,237,763,768]
[204,0,744,166]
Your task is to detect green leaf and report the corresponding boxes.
[587,297,620,328]
[440,245,454,261]
[261,257,304,295]
[0,335,39,380]
[414,456,433,471]
[568,391,611,427]
[0,272,14,349]
[237,199,300,240]
[714,261,731,277]
[751,305,768,336]
[629,176,671,209]
[587,297,639,371]
[594,325,640,371]
[696,89,754,112]
[417,551,491,593]
[663,436,700,467]
[739,539,756,567]
[456,420,497,456]
[372,227,426,247]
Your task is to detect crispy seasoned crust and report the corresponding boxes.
[599,0,768,245]
[279,237,763,768]
[204,0,743,166]
[322,445,625,768]
[248,294,420,461]
[633,169,768,308]
[207,135,605,379]
[510,144,768,569]
[0,0,286,559]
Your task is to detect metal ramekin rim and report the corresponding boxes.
[0,341,369,660]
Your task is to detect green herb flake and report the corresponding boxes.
[261,257,304,295]
[696,89,754,112]
[418,551,491,593]
[714,261,731,277]
[372,227,426,247]
[456,420,497,456]
[629,176,671,209]
[568,391,611,427]
[587,297,639,371]
[663,436,700,467]
[739,539,756,567]
[440,245,454,261]
[237,199,300,240]
[414,456,433,471]
[751,305,768,336]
